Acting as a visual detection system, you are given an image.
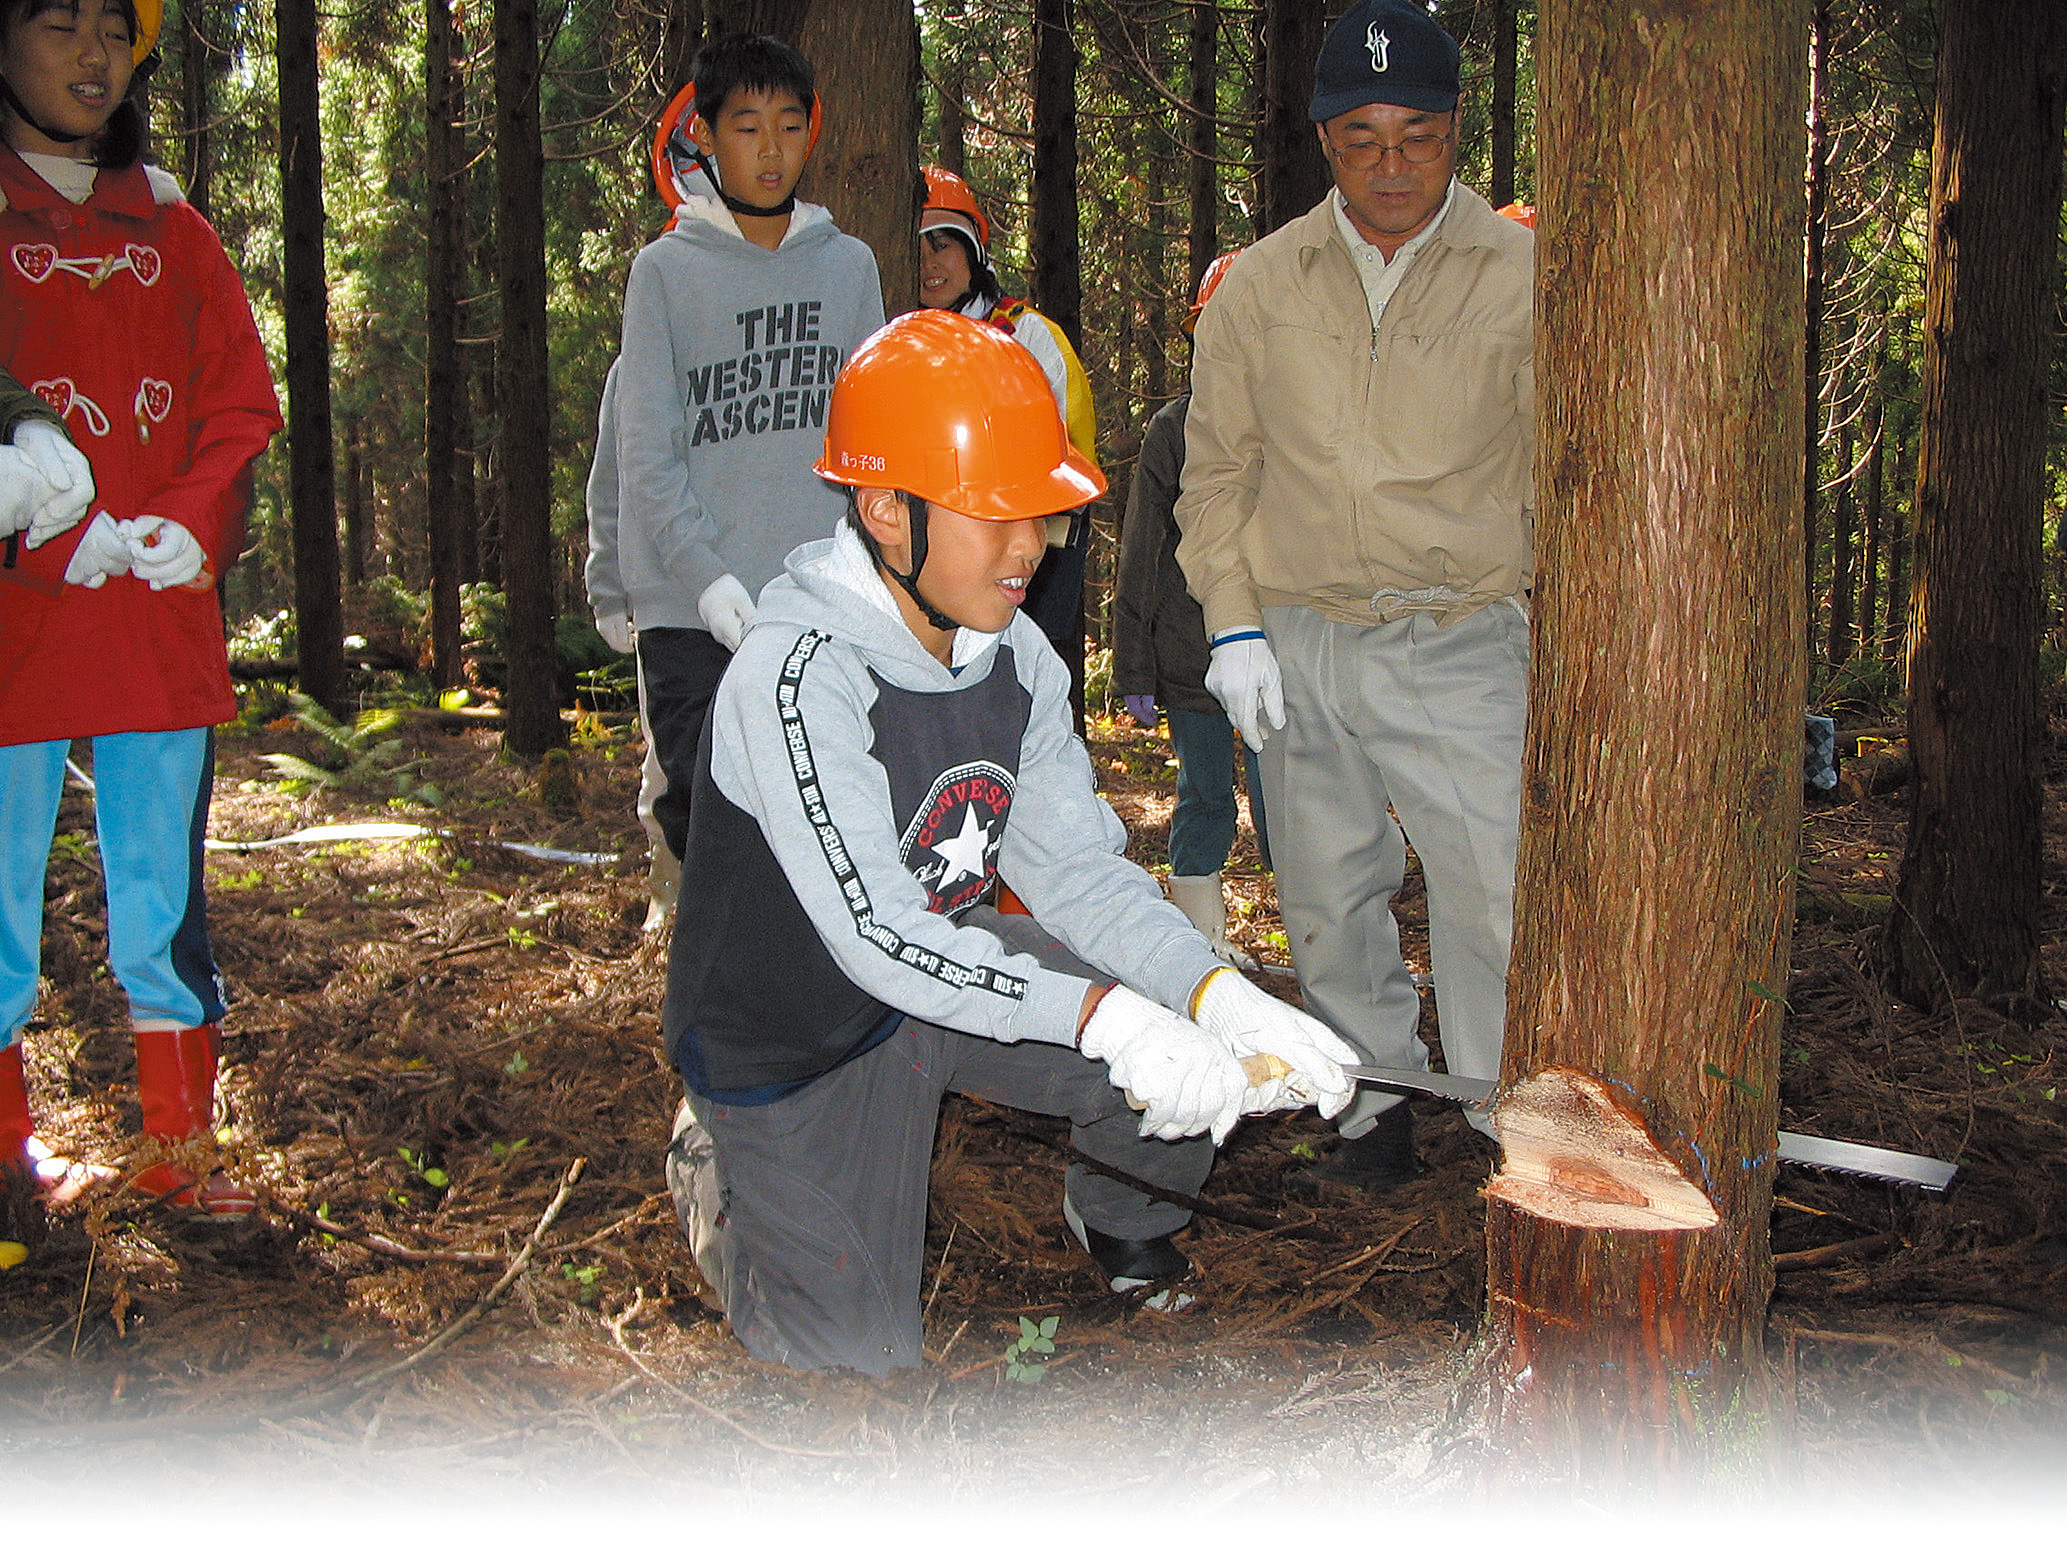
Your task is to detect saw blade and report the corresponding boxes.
[1337,1064,1958,1192]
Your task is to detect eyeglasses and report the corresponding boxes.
[1324,128,1454,171]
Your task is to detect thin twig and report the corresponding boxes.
[601,1289,845,1459]
[923,1221,958,1324]
[262,1193,504,1265]
[960,1096,1279,1229]
[1773,1231,1903,1272]
[0,1322,64,1376]
[337,1156,585,1394]
[69,1239,95,1358]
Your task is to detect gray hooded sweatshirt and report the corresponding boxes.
[611,196,884,628]
[663,527,1223,1101]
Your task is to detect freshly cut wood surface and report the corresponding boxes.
[1485,1067,1720,1233]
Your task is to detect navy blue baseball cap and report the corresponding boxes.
[1310,0,1462,121]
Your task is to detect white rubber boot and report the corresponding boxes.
[642,843,682,933]
[1166,873,1257,972]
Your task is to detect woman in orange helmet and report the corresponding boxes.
[917,166,1100,664]
[659,310,1354,1374]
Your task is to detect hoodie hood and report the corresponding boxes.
[668,193,839,252]
[756,527,1011,685]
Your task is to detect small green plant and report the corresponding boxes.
[507,926,540,950]
[396,1145,449,1190]
[214,866,266,891]
[1003,1314,1059,1383]
[1290,1140,1320,1161]
[260,692,443,806]
[502,1051,531,1078]
[563,1262,603,1304]
[490,1136,529,1158]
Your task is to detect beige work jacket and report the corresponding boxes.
[1175,184,1534,637]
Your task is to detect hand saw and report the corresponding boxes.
[1334,1062,1958,1193]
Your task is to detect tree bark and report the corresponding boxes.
[426,0,467,687]
[1880,0,2065,1018]
[1491,0,1517,207]
[275,0,345,714]
[1477,0,1806,1486]
[797,0,920,318]
[1187,0,1219,297]
[1826,415,1855,667]
[177,0,213,220]
[1258,0,1328,234]
[493,0,566,759]
[935,0,968,175]
[1802,0,1829,662]
[341,415,366,589]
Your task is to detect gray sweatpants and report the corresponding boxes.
[1259,602,1528,1139]
[672,908,1214,1376]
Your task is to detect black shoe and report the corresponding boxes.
[1063,1197,1189,1291]
[1293,1104,1423,1193]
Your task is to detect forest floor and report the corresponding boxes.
[2,693,2063,1535]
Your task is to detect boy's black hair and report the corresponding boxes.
[0,0,148,170]
[690,32,816,123]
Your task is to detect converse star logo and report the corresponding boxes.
[903,760,1013,915]
[1368,22,1391,72]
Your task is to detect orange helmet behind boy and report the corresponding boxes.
[816,310,1104,520]
[131,0,163,63]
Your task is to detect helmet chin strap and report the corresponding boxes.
[0,80,93,146]
[869,498,965,634]
[690,142,797,220]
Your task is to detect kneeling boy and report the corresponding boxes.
[663,311,1356,1376]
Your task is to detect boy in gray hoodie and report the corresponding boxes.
[608,34,884,864]
[662,311,1358,1376]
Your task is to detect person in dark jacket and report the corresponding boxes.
[1112,253,1268,968]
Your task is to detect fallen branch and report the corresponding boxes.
[602,1289,845,1458]
[1773,1231,1903,1273]
[960,1096,1280,1230]
[338,1156,586,1394]
[262,1193,505,1266]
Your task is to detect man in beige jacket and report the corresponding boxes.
[1175,0,1533,1190]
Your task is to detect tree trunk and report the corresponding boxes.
[1857,356,1884,661]
[493,0,565,759]
[426,0,467,687]
[341,415,366,589]
[935,0,968,175]
[1477,0,1806,1486]
[178,0,213,219]
[1802,0,1829,662]
[797,1,920,318]
[275,0,345,714]
[1880,0,2064,1018]
[1885,418,1910,666]
[1258,0,1328,234]
[1491,0,1517,206]
[1031,0,1086,727]
[1826,415,1854,667]
[1187,0,1218,297]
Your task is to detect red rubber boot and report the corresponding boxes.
[2,1042,43,1257]
[132,1026,255,1216]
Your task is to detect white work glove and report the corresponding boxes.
[1078,985,1249,1145]
[3,421,94,547]
[595,612,634,654]
[62,510,134,588]
[123,515,208,590]
[699,573,757,653]
[1190,966,1357,1120]
[1205,633,1286,753]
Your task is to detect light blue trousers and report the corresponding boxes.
[0,729,223,1048]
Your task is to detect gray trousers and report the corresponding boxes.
[673,908,1213,1376]
[1259,603,1527,1138]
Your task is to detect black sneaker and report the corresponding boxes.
[1062,1197,1189,1292]
[1292,1103,1423,1193]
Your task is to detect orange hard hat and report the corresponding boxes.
[649,80,823,209]
[1496,201,1537,228]
[920,166,992,251]
[816,311,1106,520]
[1187,250,1244,325]
[130,0,163,62]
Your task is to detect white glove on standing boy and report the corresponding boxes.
[124,515,208,589]
[699,573,757,652]
[1205,632,1285,753]
[62,511,134,588]
[595,613,634,654]
[1,421,95,548]
[1190,966,1357,1120]
[1078,985,1249,1145]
